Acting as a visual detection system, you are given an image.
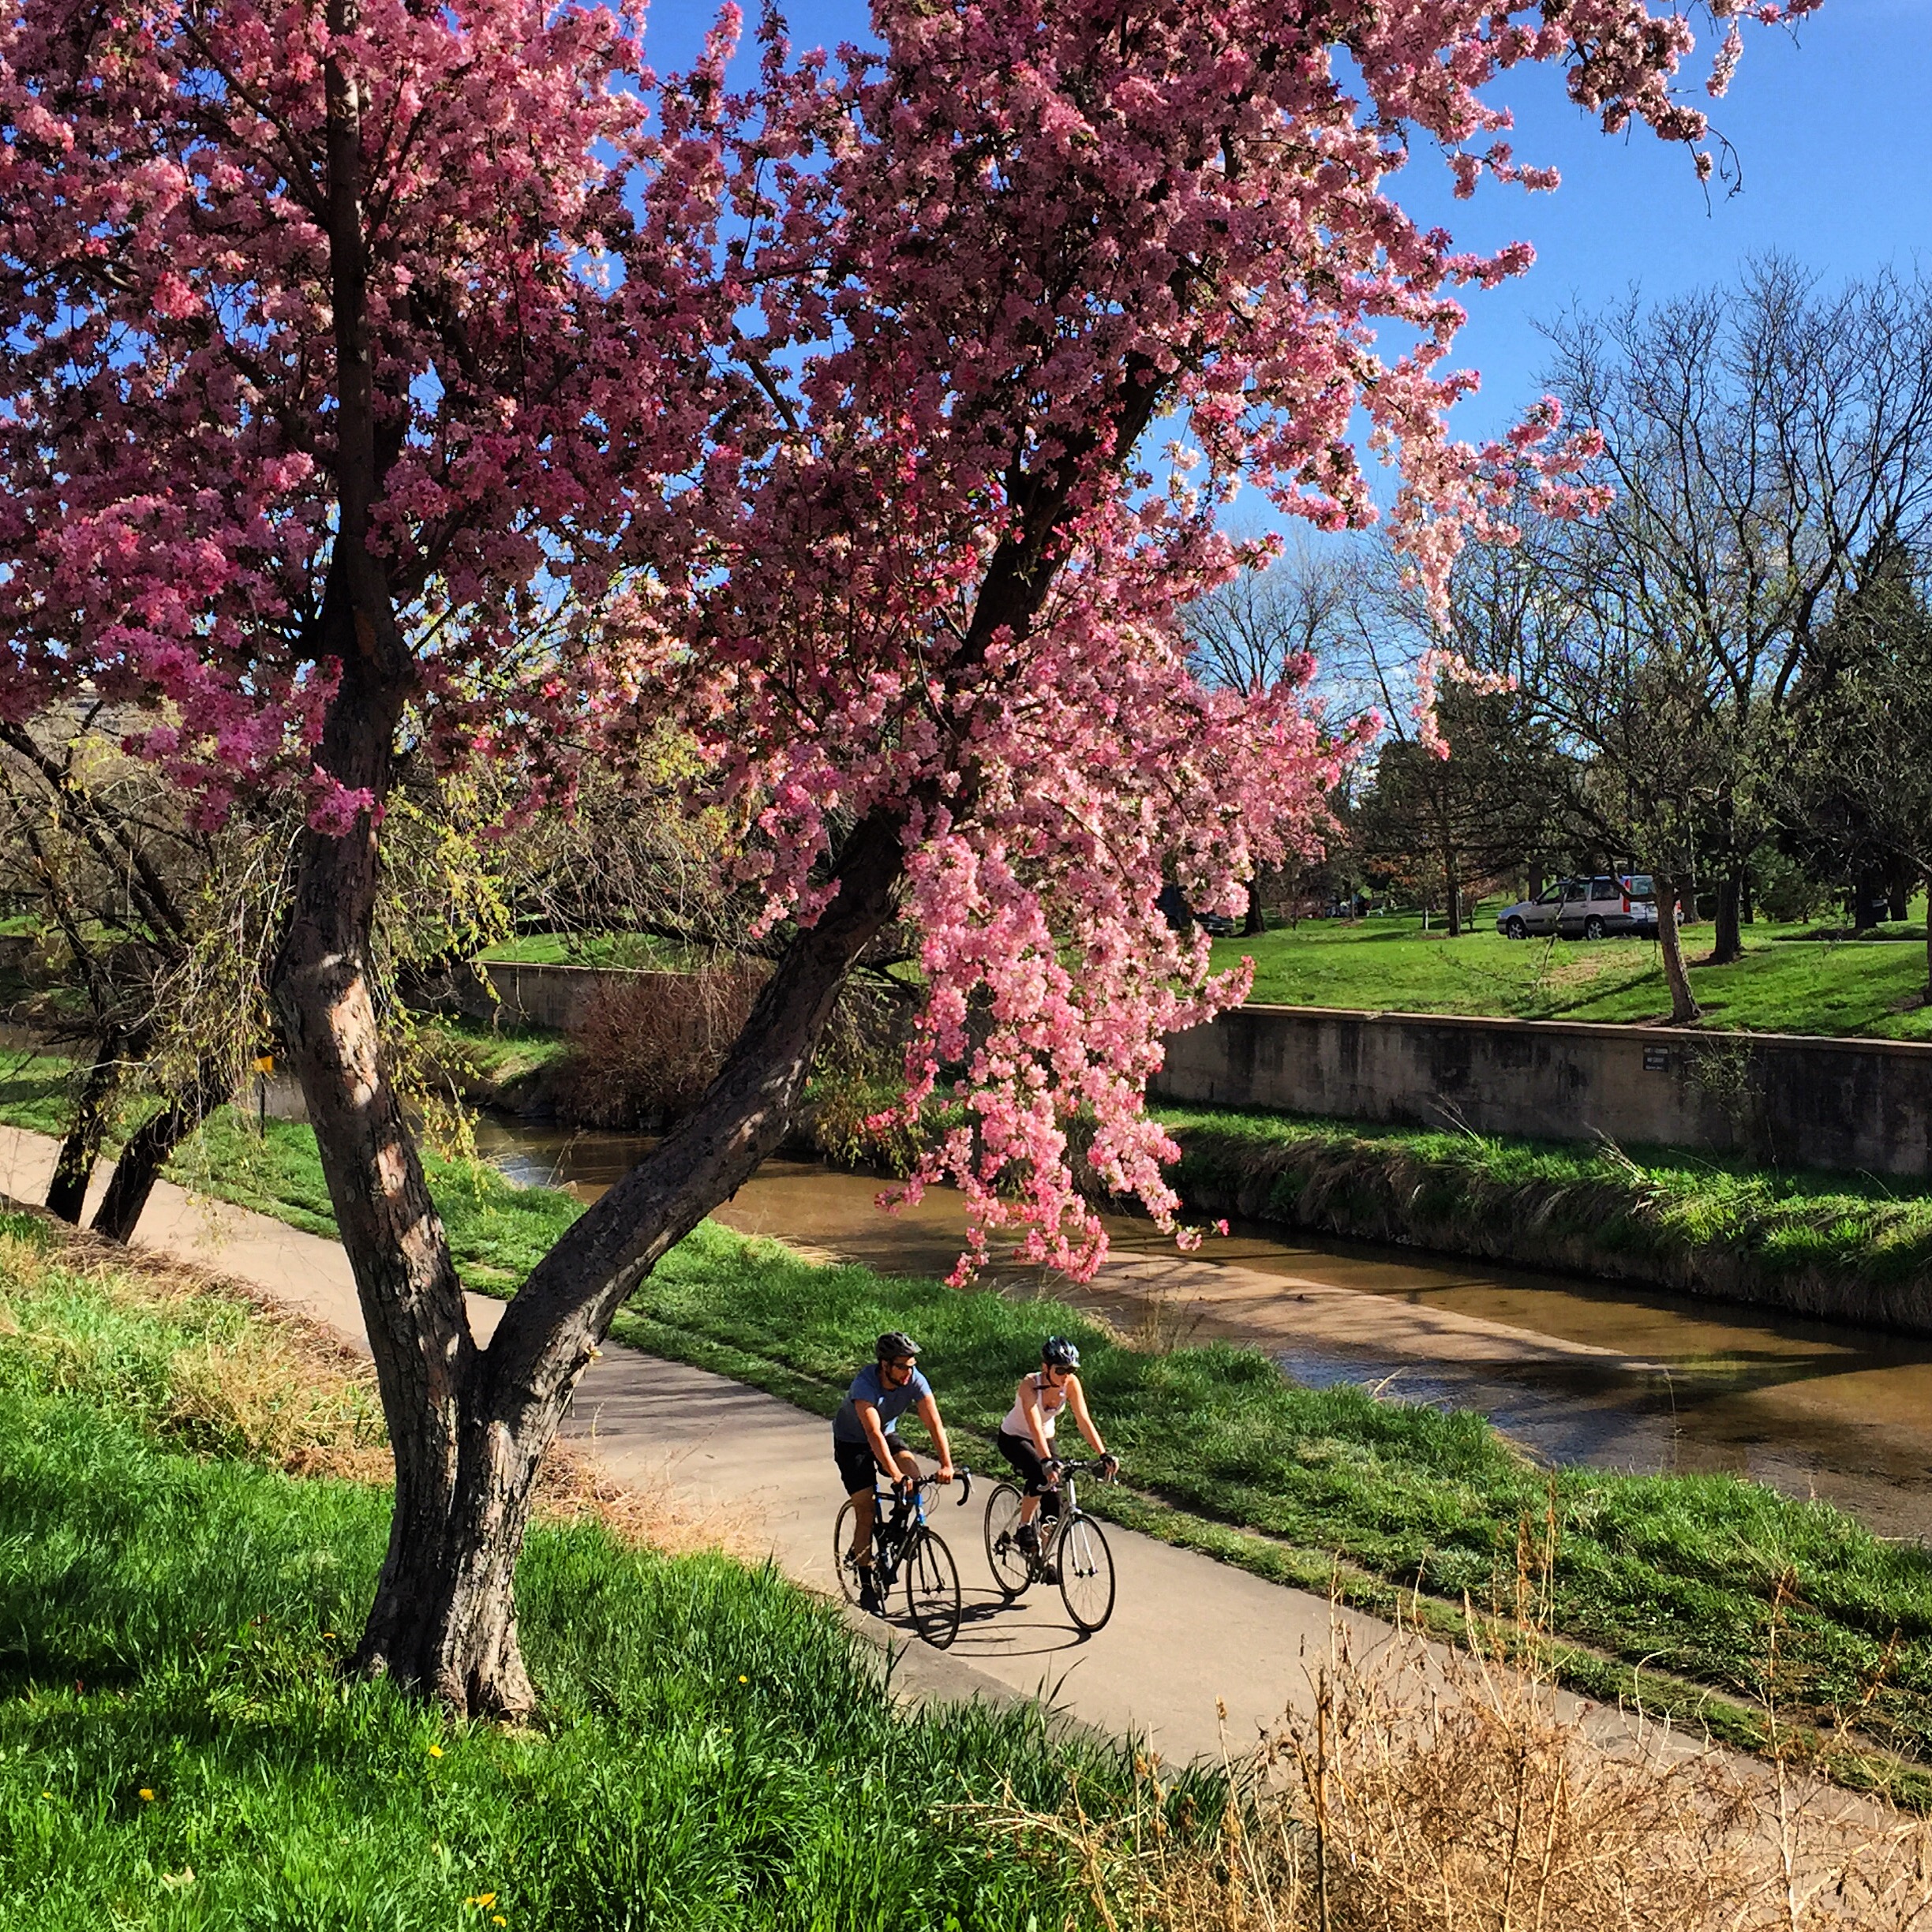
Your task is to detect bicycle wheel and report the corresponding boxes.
[983,1481,1032,1598]
[832,1499,871,1608]
[1058,1513,1116,1633]
[904,1528,962,1649]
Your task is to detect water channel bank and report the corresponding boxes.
[474,1117,1932,1544]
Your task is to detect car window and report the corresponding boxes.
[1536,887,1563,905]
[1622,875,1654,900]
[1590,877,1616,900]
[1561,881,1585,901]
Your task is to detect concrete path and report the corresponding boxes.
[0,1122,1440,1761]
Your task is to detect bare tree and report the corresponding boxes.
[1185,540,1376,930]
[1537,258,1932,966]
[0,713,292,1234]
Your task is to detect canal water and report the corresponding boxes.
[470,1117,1932,1539]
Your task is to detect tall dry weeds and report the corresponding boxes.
[563,960,767,1126]
[0,1216,746,1556]
[967,1618,1932,1932]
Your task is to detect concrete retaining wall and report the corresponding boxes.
[429,960,682,1032]
[1150,1005,1932,1178]
[440,961,1932,1178]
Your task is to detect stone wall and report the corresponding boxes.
[1150,1004,1932,1178]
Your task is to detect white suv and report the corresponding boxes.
[1494,882,1574,940]
[1558,874,1659,939]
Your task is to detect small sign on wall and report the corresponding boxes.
[1642,1045,1671,1073]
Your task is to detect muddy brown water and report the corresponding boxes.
[466,1117,1932,1542]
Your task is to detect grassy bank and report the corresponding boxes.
[1215,907,1932,1039]
[11,1056,1932,1788]
[0,1213,1196,1930]
[1155,1105,1932,1331]
[620,1226,1932,1787]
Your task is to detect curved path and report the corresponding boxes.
[0,1121,1859,1817]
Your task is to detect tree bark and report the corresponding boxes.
[1711,872,1743,966]
[1242,878,1266,937]
[1889,866,1911,924]
[1653,871,1701,1023]
[1923,868,1932,1001]
[90,1058,234,1243]
[46,1039,122,1223]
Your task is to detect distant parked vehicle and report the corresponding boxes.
[1495,882,1574,940]
[1559,874,1661,939]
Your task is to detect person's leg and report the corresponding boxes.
[850,1485,874,1560]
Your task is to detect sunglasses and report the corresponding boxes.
[886,1358,916,1372]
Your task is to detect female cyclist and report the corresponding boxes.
[995,1336,1117,1567]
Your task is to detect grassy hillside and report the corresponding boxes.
[0,1213,1189,1930]
[1215,908,1932,1038]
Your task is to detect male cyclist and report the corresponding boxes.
[833,1331,955,1608]
[996,1336,1117,1578]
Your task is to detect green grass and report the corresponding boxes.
[12,1054,1932,1783]
[625,1223,1932,1778]
[1152,1104,1932,1311]
[0,1213,1195,1930]
[483,931,710,971]
[1217,907,1932,1039]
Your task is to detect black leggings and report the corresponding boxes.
[996,1428,1061,1500]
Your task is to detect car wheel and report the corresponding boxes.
[1505,917,1526,940]
[1584,915,1605,940]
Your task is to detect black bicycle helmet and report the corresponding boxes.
[875,1331,920,1363]
[1041,1335,1080,1369]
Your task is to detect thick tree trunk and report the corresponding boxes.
[1711,873,1743,966]
[1653,871,1701,1024]
[1853,873,1885,933]
[46,1039,122,1223]
[1443,848,1462,938]
[91,1058,233,1243]
[1923,869,1932,1001]
[1889,867,1911,924]
[1242,878,1266,937]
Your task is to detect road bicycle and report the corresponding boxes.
[983,1456,1118,1633]
[833,1466,974,1649]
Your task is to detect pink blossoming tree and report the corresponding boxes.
[1,0,1812,1712]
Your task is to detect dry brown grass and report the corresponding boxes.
[0,1211,745,1557]
[968,1619,1932,1932]
[564,960,767,1126]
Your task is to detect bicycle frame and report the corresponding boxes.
[862,1469,973,1590]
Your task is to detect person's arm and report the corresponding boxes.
[1065,1375,1106,1456]
[915,1391,954,1481]
[856,1401,902,1484]
[1065,1376,1116,1472]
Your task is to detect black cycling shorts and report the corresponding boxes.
[834,1434,913,1496]
[996,1428,1057,1498]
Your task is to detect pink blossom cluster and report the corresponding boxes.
[0,0,733,819]
[0,0,1814,1275]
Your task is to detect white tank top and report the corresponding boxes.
[1001,1372,1067,1441]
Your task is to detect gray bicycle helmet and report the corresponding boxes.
[1041,1335,1080,1368]
[875,1331,920,1363]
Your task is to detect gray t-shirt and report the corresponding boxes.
[832,1362,932,1444]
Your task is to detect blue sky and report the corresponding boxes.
[646,0,1930,441]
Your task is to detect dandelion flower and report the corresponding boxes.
[493,1918,507,1926]
[138,1789,155,1803]
[427,1744,444,1758]
[737,1675,748,1684]
[40,1792,51,1801]
[477,1895,496,1908]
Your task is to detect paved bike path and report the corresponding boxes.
[0,1122,1443,1761]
